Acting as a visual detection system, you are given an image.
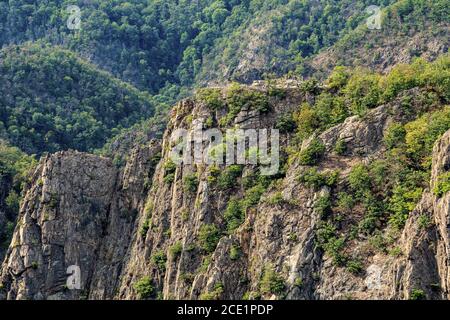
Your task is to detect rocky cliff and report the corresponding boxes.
[0,82,449,300]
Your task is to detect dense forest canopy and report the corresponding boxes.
[0,0,400,92]
[0,43,155,154]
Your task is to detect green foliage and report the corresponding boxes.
[169,241,183,259]
[140,216,152,239]
[314,195,332,218]
[151,250,167,272]
[199,255,212,273]
[207,165,221,184]
[410,289,426,300]
[334,139,347,155]
[198,224,220,253]
[417,214,432,230]
[224,199,244,233]
[348,164,371,195]
[199,282,224,300]
[267,192,284,206]
[298,139,325,165]
[163,160,177,184]
[133,277,154,300]
[217,165,242,190]
[196,88,224,110]
[346,259,363,275]
[0,44,154,155]
[275,113,297,133]
[294,57,449,147]
[241,184,266,210]
[183,173,198,193]
[316,222,347,265]
[220,84,269,125]
[336,192,355,213]
[298,168,339,190]
[388,184,424,229]
[384,123,406,150]
[260,266,285,296]
[229,244,241,261]
[404,106,450,169]
[294,277,303,288]
[434,172,450,197]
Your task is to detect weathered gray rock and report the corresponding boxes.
[0,141,160,300]
[1,85,449,300]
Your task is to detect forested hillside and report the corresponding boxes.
[0,43,155,155]
[1,0,447,94]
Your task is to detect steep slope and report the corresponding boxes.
[0,142,161,300]
[4,0,446,94]
[1,56,449,300]
[307,0,449,78]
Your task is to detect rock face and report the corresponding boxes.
[0,85,449,300]
[0,174,13,261]
[0,142,160,300]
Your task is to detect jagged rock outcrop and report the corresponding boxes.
[0,142,160,300]
[0,84,448,300]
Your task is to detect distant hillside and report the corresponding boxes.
[0,43,155,155]
[0,0,400,92]
[307,0,449,78]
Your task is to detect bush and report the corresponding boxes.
[299,78,319,94]
[140,217,152,238]
[434,172,450,197]
[267,192,284,205]
[169,241,183,258]
[196,88,224,110]
[314,195,332,218]
[298,168,338,190]
[298,138,326,165]
[163,160,177,184]
[404,106,450,168]
[217,165,243,190]
[224,199,244,233]
[164,173,175,184]
[348,164,371,195]
[294,103,319,138]
[260,266,285,296]
[417,214,432,230]
[369,160,388,187]
[334,139,347,155]
[230,244,241,261]
[294,277,303,288]
[389,185,423,229]
[221,84,269,125]
[183,173,198,193]
[346,259,363,275]
[384,123,406,149]
[242,184,266,210]
[207,165,221,183]
[151,250,167,272]
[336,192,355,213]
[410,289,426,300]
[133,277,154,299]
[198,224,221,253]
[164,160,177,176]
[316,222,346,265]
[199,282,224,300]
[275,113,296,133]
